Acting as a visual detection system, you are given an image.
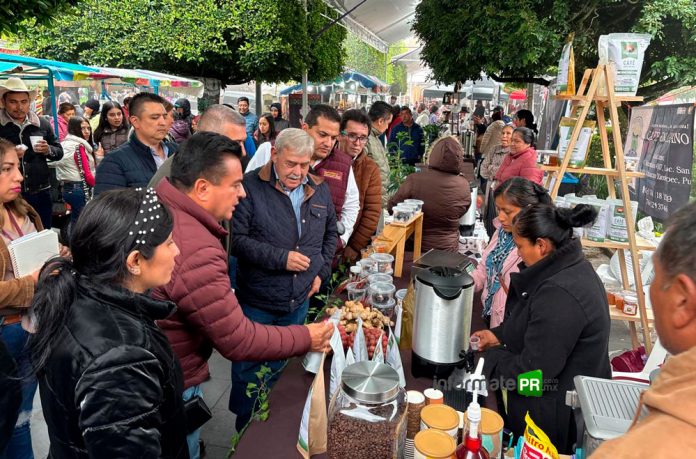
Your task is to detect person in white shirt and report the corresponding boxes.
[302,105,359,253]
[415,103,430,126]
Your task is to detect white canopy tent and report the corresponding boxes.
[324,0,420,50]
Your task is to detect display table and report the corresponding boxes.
[375,213,424,277]
[233,351,432,458]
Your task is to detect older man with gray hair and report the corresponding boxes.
[229,128,337,429]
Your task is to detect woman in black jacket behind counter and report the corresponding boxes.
[472,203,611,454]
[30,188,189,458]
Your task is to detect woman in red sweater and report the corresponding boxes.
[495,127,543,185]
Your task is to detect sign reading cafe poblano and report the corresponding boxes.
[626,104,695,221]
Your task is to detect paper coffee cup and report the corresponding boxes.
[424,388,444,404]
[29,136,43,148]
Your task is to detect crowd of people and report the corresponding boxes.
[0,75,693,459]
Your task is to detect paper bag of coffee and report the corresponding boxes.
[557,34,575,96]
[297,352,327,458]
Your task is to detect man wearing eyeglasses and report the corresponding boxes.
[338,109,382,262]
[303,104,359,257]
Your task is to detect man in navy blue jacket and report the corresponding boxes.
[388,106,425,165]
[94,93,177,194]
[229,128,337,430]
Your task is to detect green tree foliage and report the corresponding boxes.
[20,0,345,85]
[386,42,408,96]
[413,0,696,98]
[343,34,408,95]
[0,0,79,34]
[344,34,387,79]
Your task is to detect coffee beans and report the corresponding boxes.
[327,401,407,459]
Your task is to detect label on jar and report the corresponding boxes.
[420,421,458,439]
[623,302,637,316]
[414,448,455,459]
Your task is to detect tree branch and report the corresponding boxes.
[490,74,551,86]
[639,78,680,100]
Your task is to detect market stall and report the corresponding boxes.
[0,52,205,132]
[95,66,204,99]
[280,69,391,125]
[0,52,114,134]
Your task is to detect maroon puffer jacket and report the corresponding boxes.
[153,178,311,389]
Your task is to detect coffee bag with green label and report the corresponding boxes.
[557,117,595,167]
[598,33,652,96]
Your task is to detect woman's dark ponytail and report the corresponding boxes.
[555,205,597,230]
[514,204,598,248]
[30,258,78,371]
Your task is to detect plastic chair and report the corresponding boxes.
[612,338,669,384]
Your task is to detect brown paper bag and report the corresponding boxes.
[399,281,416,350]
[297,352,327,458]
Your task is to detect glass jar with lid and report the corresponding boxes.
[360,258,378,279]
[414,429,456,459]
[622,293,638,316]
[393,205,411,223]
[404,199,424,213]
[368,273,393,286]
[328,361,407,459]
[369,282,396,307]
[370,252,395,274]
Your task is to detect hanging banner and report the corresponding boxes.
[631,103,695,221]
[288,93,321,128]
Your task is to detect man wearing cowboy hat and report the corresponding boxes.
[0,77,63,229]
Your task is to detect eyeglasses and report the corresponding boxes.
[341,131,369,144]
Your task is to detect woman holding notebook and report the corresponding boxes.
[0,138,42,458]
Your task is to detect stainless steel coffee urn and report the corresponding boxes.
[412,266,474,379]
[461,129,475,158]
[458,185,478,236]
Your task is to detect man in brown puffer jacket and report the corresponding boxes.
[591,201,696,458]
[388,136,471,253]
[339,109,382,262]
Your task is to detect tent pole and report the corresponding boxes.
[47,70,59,137]
[301,0,309,120]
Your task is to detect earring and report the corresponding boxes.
[130,268,140,275]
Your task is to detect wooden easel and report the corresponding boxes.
[542,64,653,353]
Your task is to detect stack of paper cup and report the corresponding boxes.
[405,390,426,459]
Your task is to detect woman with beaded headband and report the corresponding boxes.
[29,188,190,458]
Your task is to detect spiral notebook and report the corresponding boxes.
[8,229,59,278]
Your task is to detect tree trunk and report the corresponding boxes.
[197,77,222,113]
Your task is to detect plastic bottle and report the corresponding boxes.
[456,359,490,459]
